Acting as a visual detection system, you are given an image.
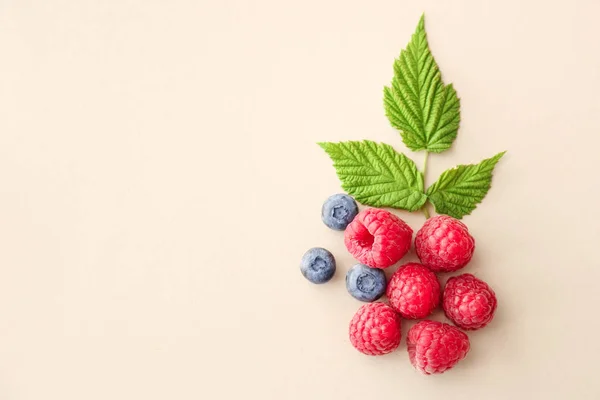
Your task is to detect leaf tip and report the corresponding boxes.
[494,151,507,162]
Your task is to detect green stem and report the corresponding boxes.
[422,151,430,219]
[422,203,430,219]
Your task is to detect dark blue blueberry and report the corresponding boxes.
[300,247,336,284]
[345,263,386,302]
[321,194,359,230]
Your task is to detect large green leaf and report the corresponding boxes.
[426,152,506,218]
[318,141,427,211]
[383,15,461,153]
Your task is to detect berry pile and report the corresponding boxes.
[301,194,498,375]
[303,14,506,375]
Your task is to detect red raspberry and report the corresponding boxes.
[415,215,475,272]
[344,208,412,269]
[386,263,440,319]
[443,274,497,330]
[407,320,470,375]
[349,302,401,355]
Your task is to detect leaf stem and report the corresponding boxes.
[422,204,430,219]
[422,151,430,219]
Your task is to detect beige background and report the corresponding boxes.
[0,0,599,399]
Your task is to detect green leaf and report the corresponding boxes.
[383,14,461,153]
[426,152,506,218]
[318,141,427,211]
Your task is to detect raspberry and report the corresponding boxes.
[443,274,497,330]
[415,215,475,272]
[407,320,470,375]
[386,263,441,319]
[349,302,401,355]
[344,208,412,269]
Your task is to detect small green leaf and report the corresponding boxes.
[426,152,506,218]
[383,14,461,153]
[318,141,427,211]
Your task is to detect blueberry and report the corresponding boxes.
[300,247,336,284]
[321,194,358,230]
[346,263,386,302]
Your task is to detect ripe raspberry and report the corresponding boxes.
[386,263,441,319]
[407,320,470,375]
[344,208,412,269]
[443,274,497,330]
[349,302,401,355]
[415,215,475,272]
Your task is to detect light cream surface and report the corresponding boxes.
[0,1,599,399]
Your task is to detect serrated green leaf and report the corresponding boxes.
[383,14,460,153]
[426,152,506,218]
[318,141,427,211]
